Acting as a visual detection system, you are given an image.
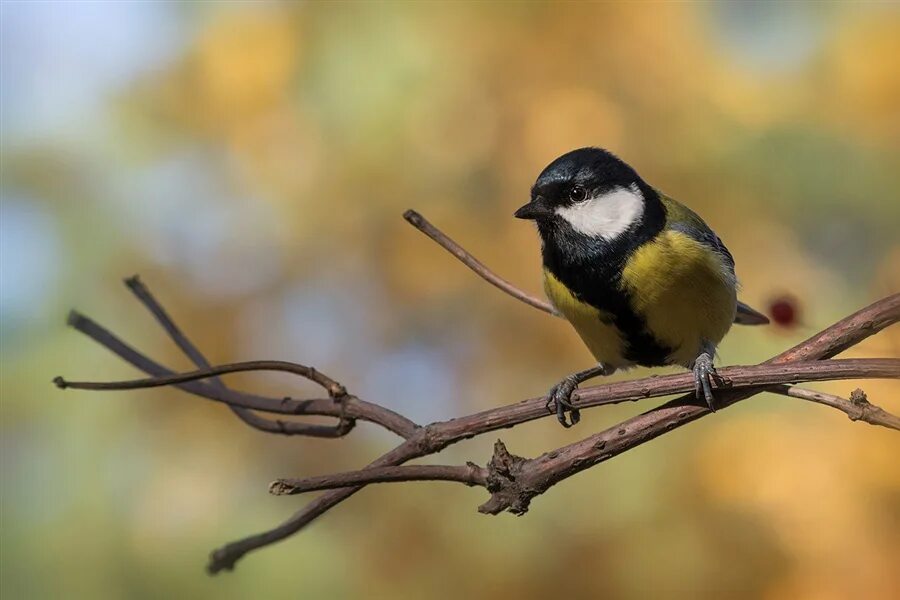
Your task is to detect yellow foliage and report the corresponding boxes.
[825,11,900,140]
[192,10,300,131]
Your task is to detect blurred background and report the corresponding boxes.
[2,1,899,598]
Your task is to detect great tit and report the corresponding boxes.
[515,147,768,427]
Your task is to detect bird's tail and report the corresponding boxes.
[734,300,770,325]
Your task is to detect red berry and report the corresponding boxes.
[769,297,798,327]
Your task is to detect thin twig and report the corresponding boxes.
[270,463,487,496]
[403,210,558,316]
[771,384,900,430]
[56,360,348,396]
[208,444,421,573]
[769,384,857,411]
[124,275,312,435]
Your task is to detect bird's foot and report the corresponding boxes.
[544,364,615,427]
[692,352,722,411]
[545,375,581,428]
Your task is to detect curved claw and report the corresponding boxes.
[692,353,719,411]
[545,377,581,427]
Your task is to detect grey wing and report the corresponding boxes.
[668,219,769,326]
[668,219,735,274]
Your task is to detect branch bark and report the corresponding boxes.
[56,211,900,574]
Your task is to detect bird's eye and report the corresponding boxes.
[569,185,587,202]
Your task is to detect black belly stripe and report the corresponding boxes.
[542,227,672,367]
[550,261,671,366]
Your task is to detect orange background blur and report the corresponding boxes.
[1,2,899,598]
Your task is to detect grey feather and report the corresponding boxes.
[666,215,735,272]
[661,194,768,326]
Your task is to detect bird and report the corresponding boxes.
[514,147,768,427]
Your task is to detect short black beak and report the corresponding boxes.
[514,198,553,220]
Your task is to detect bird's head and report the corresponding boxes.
[515,147,652,243]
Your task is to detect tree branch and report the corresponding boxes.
[55,358,900,428]
[57,211,900,574]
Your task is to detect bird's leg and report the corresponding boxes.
[545,363,615,428]
[691,351,723,411]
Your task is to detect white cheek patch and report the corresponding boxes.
[555,184,645,240]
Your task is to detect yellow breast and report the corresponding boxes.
[621,229,736,366]
[543,270,632,368]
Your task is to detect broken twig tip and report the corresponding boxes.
[402,209,422,225]
[268,480,292,496]
[66,310,85,328]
